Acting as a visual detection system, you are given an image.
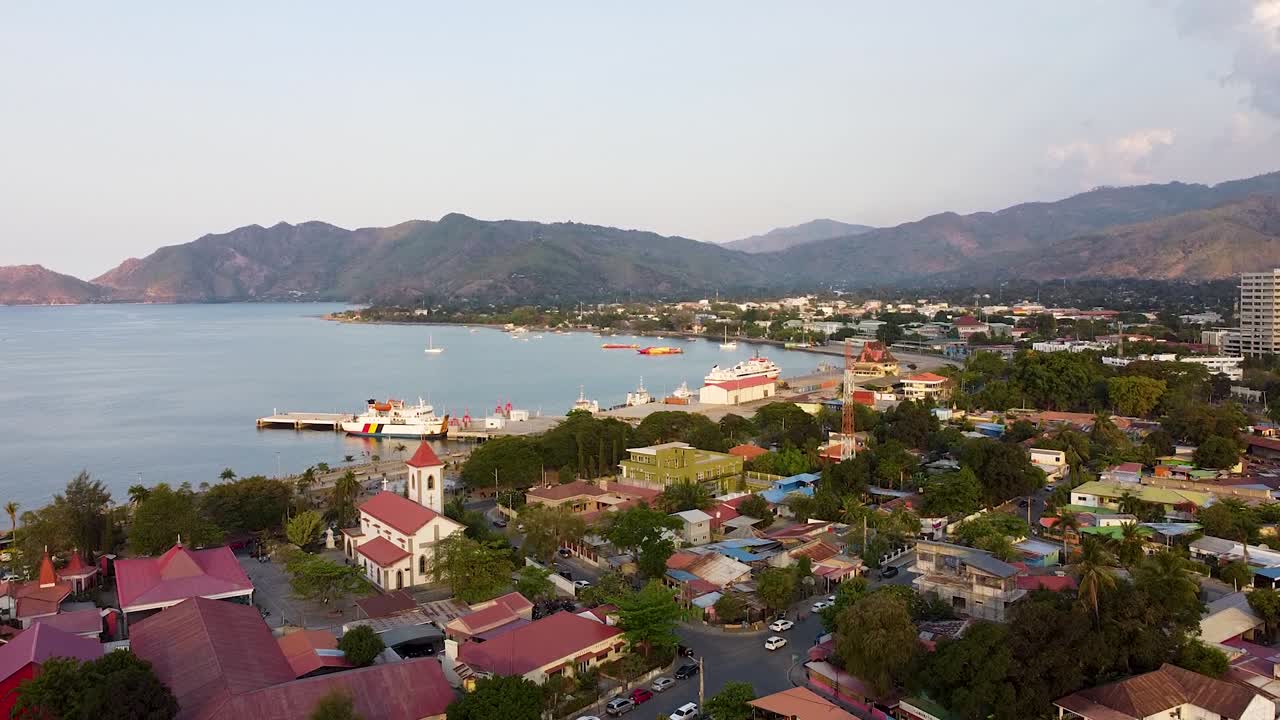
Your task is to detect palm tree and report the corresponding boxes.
[127,484,150,505]
[1114,522,1147,567]
[1117,491,1140,516]
[4,502,17,548]
[1051,507,1080,558]
[329,470,361,527]
[394,443,407,457]
[1074,536,1117,624]
[219,468,237,482]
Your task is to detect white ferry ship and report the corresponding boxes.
[572,386,600,414]
[625,378,653,407]
[341,398,449,438]
[704,357,781,385]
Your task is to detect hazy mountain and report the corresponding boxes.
[999,194,1280,281]
[723,219,874,253]
[771,171,1280,285]
[92,214,772,303]
[0,265,109,305]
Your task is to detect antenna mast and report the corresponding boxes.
[842,338,856,460]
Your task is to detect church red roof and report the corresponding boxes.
[406,442,443,468]
[356,537,411,568]
[36,550,56,587]
[360,491,441,535]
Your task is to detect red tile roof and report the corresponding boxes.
[12,579,71,620]
[666,552,700,570]
[130,597,297,720]
[706,374,776,391]
[115,544,253,611]
[0,624,102,684]
[458,610,622,676]
[709,503,740,529]
[447,592,535,638]
[357,537,411,568]
[354,590,418,619]
[217,657,452,720]
[728,444,769,460]
[405,442,443,468]
[132,597,452,720]
[277,629,351,678]
[905,372,948,383]
[360,491,441,535]
[31,608,102,637]
[953,315,984,327]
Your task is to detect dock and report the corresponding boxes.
[256,412,350,431]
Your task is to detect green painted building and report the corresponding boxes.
[618,441,743,491]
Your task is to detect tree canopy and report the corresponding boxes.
[446,675,544,720]
[129,483,223,555]
[337,625,385,667]
[428,534,515,603]
[616,579,681,657]
[14,651,178,720]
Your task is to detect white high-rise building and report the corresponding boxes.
[1227,269,1280,357]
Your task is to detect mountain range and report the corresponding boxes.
[4,171,1280,304]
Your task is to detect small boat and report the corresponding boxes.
[719,328,738,351]
[602,343,639,349]
[423,334,444,354]
[638,346,684,355]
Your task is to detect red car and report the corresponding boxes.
[629,688,654,705]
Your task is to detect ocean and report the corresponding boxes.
[0,303,823,506]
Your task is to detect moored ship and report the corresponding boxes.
[341,398,449,438]
[602,343,639,349]
[704,357,781,385]
[638,346,684,355]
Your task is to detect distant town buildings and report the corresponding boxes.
[1227,268,1280,357]
[619,442,743,491]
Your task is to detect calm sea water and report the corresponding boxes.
[0,303,822,506]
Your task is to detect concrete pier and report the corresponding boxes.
[256,412,350,430]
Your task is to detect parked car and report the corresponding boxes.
[558,547,572,557]
[670,702,700,720]
[810,600,831,612]
[827,594,836,602]
[674,662,699,679]
[629,688,654,704]
[574,716,601,720]
[651,677,675,693]
[880,565,900,579]
[492,518,507,528]
[769,619,794,632]
[765,636,788,651]
[677,644,696,657]
[605,698,635,716]
[574,580,592,589]
[558,569,573,580]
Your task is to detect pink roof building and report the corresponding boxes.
[457,610,624,681]
[114,543,253,618]
[56,550,98,593]
[0,623,103,717]
[11,550,71,627]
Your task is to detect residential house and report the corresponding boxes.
[851,342,900,378]
[130,597,453,720]
[525,480,608,513]
[805,660,899,720]
[619,442,743,491]
[665,550,754,601]
[1054,663,1273,720]
[9,551,71,628]
[0,624,102,717]
[113,542,253,628]
[898,697,956,720]
[455,610,624,685]
[728,444,769,461]
[1102,462,1143,484]
[1028,448,1067,483]
[1069,480,1210,521]
[342,490,464,592]
[912,540,1025,622]
[672,509,712,546]
[1013,538,1061,567]
[1200,592,1266,645]
[699,374,776,405]
[761,473,820,510]
[32,607,104,640]
[901,373,948,403]
[1190,536,1280,587]
[444,592,534,643]
[952,316,988,337]
[56,550,98,593]
[747,686,857,720]
[277,629,352,679]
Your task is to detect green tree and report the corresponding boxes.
[337,625,385,667]
[1248,587,1280,641]
[750,448,813,477]
[1107,376,1166,417]
[286,510,325,549]
[577,570,633,607]
[918,620,1015,720]
[616,580,681,657]
[519,503,587,562]
[514,564,555,601]
[736,494,775,529]
[1175,639,1229,678]
[704,681,755,720]
[960,439,1045,506]
[819,576,869,630]
[1197,498,1259,545]
[286,553,372,605]
[920,468,984,517]
[713,593,746,624]
[3,500,17,548]
[755,567,797,613]
[309,690,364,720]
[460,436,544,490]
[1193,435,1241,469]
[752,402,821,448]
[1221,560,1253,590]
[446,675,544,720]
[657,480,712,513]
[1133,551,1204,632]
[219,467,237,481]
[428,534,515,603]
[1111,522,1148,567]
[718,414,757,444]
[14,651,179,720]
[202,476,294,535]
[1074,536,1117,623]
[129,483,223,555]
[835,591,918,698]
[603,505,680,577]
[50,471,113,555]
[328,470,361,528]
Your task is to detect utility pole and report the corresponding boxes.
[841,338,856,460]
[698,656,705,708]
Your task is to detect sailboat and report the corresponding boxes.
[719,327,738,350]
[423,334,445,354]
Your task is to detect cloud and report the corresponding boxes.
[1174,0,1280,118]
[1046,128,1177,187]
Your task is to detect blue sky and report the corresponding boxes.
[3,1,1279,277]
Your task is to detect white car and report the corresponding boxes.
[811,600,831,612]
[670,703,700,720]
[769,619,794,632]
[574,580,592,589]
[764,636,788,651]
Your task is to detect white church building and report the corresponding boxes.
[341,442,464,591]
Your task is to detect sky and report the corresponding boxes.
[2,1,1280,278]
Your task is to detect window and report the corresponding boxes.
[411,475,416,490]
[427,474,435,490]
[419,555,427,576]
